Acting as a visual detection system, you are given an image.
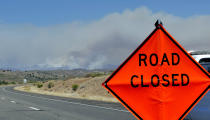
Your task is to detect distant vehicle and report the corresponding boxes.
[185,52,210,120]
[191,54,210,73]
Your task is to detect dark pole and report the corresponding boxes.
[155,19,163,27]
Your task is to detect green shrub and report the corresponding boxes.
[85,72,104,78]
[48,82,54,88]
[37,83,43,88]
[11,81,16,84]
[0,80,8,85]
[72,84,79,91]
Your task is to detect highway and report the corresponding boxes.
[0,86,135,120]
[0,86,209,120]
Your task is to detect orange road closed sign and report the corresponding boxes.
[102,21,210,120]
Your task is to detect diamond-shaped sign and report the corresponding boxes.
[102,21,210,120]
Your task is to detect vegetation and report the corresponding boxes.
[48,82,54,88]
[10,81,16,84]
[85,72,105,78]
[72,84,79,91]
[0,80,8,85]
[37,83,43,88]
[0,70,111,85]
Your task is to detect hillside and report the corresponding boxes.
[15,75,117,102]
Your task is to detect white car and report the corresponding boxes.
[191,54,210,73]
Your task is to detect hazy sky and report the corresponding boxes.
[0,1,210,70]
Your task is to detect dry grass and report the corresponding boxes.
[15,75,118,103]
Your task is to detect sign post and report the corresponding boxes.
[102,20,210,120]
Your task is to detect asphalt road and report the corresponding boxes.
[0,86,135,120]
[0,86,209,120]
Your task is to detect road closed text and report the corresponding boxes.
[131,53,190,88]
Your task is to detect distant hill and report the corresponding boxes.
[0,69,112,83]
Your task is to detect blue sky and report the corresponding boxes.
[0,0,209,26]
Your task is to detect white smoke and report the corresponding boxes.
[0,7,209,70]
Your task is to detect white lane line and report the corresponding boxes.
[10,101,16,103]
[29,107,40,111]
[2,87,128,113]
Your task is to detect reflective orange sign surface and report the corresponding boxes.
[102,23,210,120]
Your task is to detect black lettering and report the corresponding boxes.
[131,75,139,88]
[161,53,170,65]
[151,74,159,87]
[181,74,189,86]
[139,54,147,66]
[150,53,158,66]
[172,74,179,86]
[172,53,180,65]
[141,75,149,87]
[162,74,170,87]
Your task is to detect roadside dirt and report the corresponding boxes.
[15,75,118,102]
